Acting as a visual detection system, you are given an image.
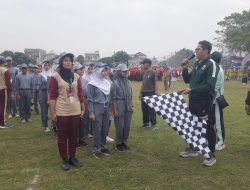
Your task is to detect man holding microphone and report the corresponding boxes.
[180,40,218,166]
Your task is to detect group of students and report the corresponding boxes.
[49,53,133,170]
[0,53,133,170]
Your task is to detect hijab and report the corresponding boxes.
[41,62,52,80]
[58,55,74,82]
[88,67,111,95]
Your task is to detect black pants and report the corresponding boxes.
[189,98,216,154]
[141,91,157,125]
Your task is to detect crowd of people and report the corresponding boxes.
[0,40,249,170]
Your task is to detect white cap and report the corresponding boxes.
[117,64,128,71]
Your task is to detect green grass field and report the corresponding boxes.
[0,81,250,190]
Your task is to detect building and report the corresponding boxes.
[128,52,147,68]
[24,49,46,63]
[84,51,100,65]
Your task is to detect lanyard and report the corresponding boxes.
[68,79,73,93]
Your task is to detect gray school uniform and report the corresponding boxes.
[112,77,133,145]
[37,74,50,128]
[16,73,32,120]
[87,84,110,153]
[31,73,40,113]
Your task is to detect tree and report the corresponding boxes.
[98,57,114,67]
[1,50,36,66]
[215,9,250,53]
[44,52,59,63]
[112,51,130,66]
[77,55,84,64]
[161,48,195,68]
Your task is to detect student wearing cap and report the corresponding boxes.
[28,63,34,75]
[82,64,94,138]
[73,62,88,147]
[210,51,226,151]
[139,58,158,130]
[49,53,85,170]
[15,63,33,123]
[112,64,133,151]
[87,63,112,159]
[37,61,52,131]
[37,64,43,73]
[5,56,19,118]
[0,56,13,128]
[31,65,40,114]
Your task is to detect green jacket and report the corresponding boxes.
[182,57,219,100]
[246,90,250,105]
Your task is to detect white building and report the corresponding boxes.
[85,51,100,65]
[128,52,147,68]
[24,49,46,63]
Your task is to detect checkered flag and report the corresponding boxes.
[143,92,212,159]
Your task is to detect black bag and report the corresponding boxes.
[217,95,229,109]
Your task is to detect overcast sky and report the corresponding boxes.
[0,0,249,58]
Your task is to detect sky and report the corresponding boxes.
[0,0,249,58]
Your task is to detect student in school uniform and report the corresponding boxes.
[73,62,88,147]
[16,63,33,123]
[49,52,85,171]
[82,64,94,138]
[31,65,40,114]
[87,63,112,159]
[112,64,133,152]
[37,61,52,132]
[0,56,13,128]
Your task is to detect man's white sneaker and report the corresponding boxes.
[179,148,199,157]
[21,119,26,123]
[106,136,114,143]
[202,157,216,167]
[215,144,225,151]
[8,115,12,118]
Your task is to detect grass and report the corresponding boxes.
[0,81,250,190]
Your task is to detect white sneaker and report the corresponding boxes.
[15,114,20,117]
[179,148,199,157]
[106,136,114,143]
[88,134,93,138]
[21,119,26,123]
[202,157,216,167]
[0,126,7,129]
[45,127,51,132]
[8,115,12,118]
[215,144,226,151]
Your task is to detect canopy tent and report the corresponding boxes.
[241,54,250,70]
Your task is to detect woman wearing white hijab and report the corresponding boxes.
[87,63,112,159]
[81,64,94,138]
[37,61,52,131]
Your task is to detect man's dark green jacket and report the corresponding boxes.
[182,57,219,100]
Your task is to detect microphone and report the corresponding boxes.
[181,54,195,66]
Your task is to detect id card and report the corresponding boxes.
[69,95,75,103]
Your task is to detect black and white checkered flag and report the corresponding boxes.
[143,92,212,159]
